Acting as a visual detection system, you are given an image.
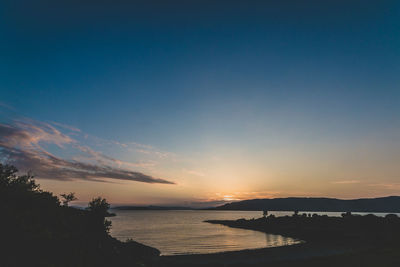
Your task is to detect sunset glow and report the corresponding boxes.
[1,1,399,207]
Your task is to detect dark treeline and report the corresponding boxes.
[206,212,400,244]
[211,197,400,212]
[199,213,400,267]
[0,164,159,267]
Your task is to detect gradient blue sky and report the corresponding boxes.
[1,1,399,205]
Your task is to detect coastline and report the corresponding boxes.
[157,242,358,266]
[152,213,400,266]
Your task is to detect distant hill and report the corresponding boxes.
[211,196,400,213]
[112,205,195,210]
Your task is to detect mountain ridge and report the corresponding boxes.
[210,196,400,212]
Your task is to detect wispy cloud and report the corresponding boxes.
[0,101,15,111]
[331,180,361,184]
[0,120,174,184]
[368,183,400,190]
[183,169,205,177]
[112,141,175,159]
[135,148,173,159]
[50,121,81,132]
[74,145,156,169]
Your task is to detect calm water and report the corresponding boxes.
[109,210,399,255]
[109,210,300,255]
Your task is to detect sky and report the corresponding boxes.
[1,1,400,206]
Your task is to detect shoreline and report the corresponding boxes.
[153,213,400,266]
[158,238,303,256]
[156,240,380,267]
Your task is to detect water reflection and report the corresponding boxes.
[109,210,300,255]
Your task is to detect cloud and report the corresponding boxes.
[0,120,75,148]
[50,121,81,132]
[0,120,174,184]
[183,169,205,177]
[135,148,172,158]
[0,102,15,111]
[331,180,361,184]
[368,183,400,190]
[114,141,176,159]
[74,145,156,168]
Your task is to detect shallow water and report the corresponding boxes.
[109,210,300,255]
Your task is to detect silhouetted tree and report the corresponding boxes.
[0,163,60,209]
[0,163,40,192]
[88,197,110,215]
[88,196,112,232]
[60,192,77,206]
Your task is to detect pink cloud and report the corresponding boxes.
[0,120,174,184]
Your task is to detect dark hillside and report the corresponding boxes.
[0,164,159,267]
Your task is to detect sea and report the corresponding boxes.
[109,210,398,255]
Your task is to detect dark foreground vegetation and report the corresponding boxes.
[0,164,159,267]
